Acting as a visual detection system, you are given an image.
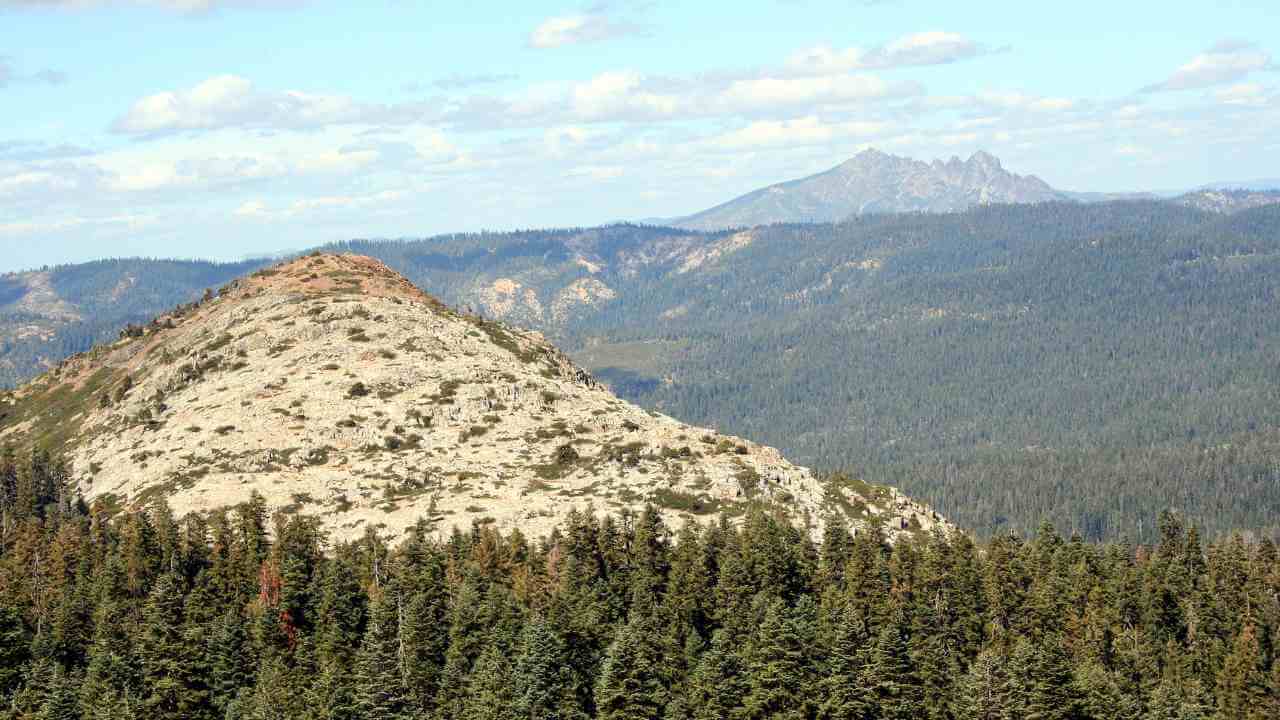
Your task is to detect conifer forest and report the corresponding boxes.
[1,451,1277,719]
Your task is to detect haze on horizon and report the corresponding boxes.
[1,0,1278,272]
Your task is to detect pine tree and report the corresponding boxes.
[741,599,811,720]
[595,615,669,720]
[37,665,82,720]
[952,648,1008,720]
[0,604,30,695]
[628,505,671,612]
[207,608,253,716]
[1007,634,1086,720]
[242,655,311,720]
[396,544,447,716]
[461,644,516,720]
[857,609,924,720]
[1146,677,1208,720]
[1214,624,1269,720]
[1075,660,1129,720]
[660,522,712,648]
[138,572,207,720]
[515,617,586,720]
[273,515,323,640]
[816,602,868,720]
[79,596,140,717]
[352,587,406,720]
[686,629,747,720]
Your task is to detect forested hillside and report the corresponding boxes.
[4,201,1280,541]
[331,203,1280,541]
[0,259,267,388]
[0,455,1277,719]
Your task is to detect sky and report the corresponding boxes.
[1,0,1278,273]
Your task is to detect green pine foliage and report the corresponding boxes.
[0,443,1277,719]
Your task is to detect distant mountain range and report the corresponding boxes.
[1174,188,1280,214]
[1196,178,1280,192]
[662,149,1067,230]
[656,148,1280,230]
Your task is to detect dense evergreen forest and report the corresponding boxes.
[1,450,1278,720]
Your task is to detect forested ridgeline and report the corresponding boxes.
[332,203,1280,542]
[7,203,1280,542]
[1,453,1278,719]
[0,259,268,389]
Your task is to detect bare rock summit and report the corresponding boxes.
[0,254,947,541]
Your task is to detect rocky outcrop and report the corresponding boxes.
[0,253,950,543]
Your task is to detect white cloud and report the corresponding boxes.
[475,68,912,128]
[293,148,379,175]
[1214,82,1269,106]
[111,75,409,135]
[567,165,624,180]
[956,116,1000,129]
[1115,144,1152,158]
[231,189,406,221]
[429,73,519,91]
[719,74,904,111]
[0,213,154,237]
[1113,104,1143,119]
[787,31,988,74]
[528,13,642,49]
[232,199,267,217]
[710,116,887,149]
[543,125,595,156]
[1144,40,1273,92]
[570,71,679,119]
[977,90,1075,112]
[99,147,377,192]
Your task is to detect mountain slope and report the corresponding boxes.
[4,202,1280,540]
[1174,188,1280,213]
[330,202,1280,540]
[665,149,1066,230]
[0,253,943,542]
[0,258,268,388]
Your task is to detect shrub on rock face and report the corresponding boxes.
[114,376,134,404]
[554,443,580,465]
[347,382,370,399]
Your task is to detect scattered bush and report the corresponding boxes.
[554,443,580,464]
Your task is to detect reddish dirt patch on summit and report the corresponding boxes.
[229,253,448,310]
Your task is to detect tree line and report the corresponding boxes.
[0,449,1277,719]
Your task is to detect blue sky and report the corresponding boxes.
[1,0,1277,272]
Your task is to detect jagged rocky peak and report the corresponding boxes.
[668,148,1066,230]
[0,253,949,543]
[839,147,894,167]
[968,149,1002,169]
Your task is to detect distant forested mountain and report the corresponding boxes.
[0,259,268,388]
[4,201,1280,541]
